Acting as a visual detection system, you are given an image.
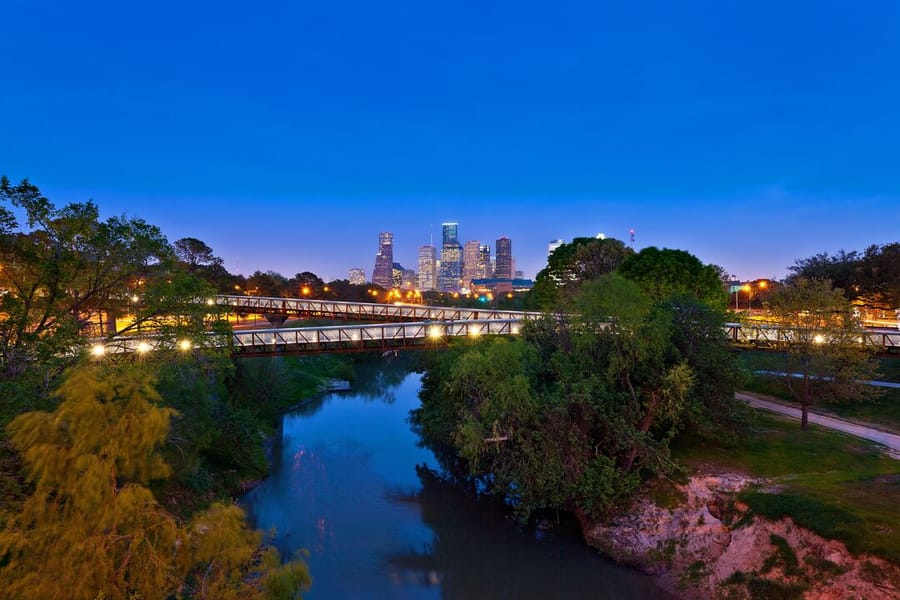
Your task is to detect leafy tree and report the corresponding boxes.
[526,237,633,310]
[764,278,880,429]
[174,237,224,273]
[618,246,727,309]
[786,249,861,299]
[0,176,171,377]
[245,270,289,297]
[0,364,310,600]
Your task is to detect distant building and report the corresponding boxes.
[548,239,565,257]
[478,244,492,279]
[470,277,534,295]
[392,262,416,289]
[417,245,437,291]
[514,270,524,279]
[462,240,481,290]
[348,268,366,285]
[439,243,462,292]
[495,236,512,279]
[442,222,458,246]
[372,232,394,288]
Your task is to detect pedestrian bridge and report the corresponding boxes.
[91,317,900,358]
[215,294,543,324]
[93,318,522,357]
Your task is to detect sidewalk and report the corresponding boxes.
[737,392,900,459]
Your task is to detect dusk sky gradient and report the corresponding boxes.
[2,1,898,281]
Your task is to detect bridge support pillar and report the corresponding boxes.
[264,314,288,328]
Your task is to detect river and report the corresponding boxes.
[241,368,668,599]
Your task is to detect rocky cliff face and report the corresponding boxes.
[582,474,900,599]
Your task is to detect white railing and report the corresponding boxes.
[215,295,544,322]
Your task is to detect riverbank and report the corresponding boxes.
[584,473,900,599]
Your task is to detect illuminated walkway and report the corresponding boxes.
[94,318,523,357]
[215,294,543,323]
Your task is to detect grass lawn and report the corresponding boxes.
[738,350,900,432]
[673,413,900,563]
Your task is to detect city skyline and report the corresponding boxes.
[2,1,899,282]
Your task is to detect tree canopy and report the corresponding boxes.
[763,278,881,429]
[0,365,310,600]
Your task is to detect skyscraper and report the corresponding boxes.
[439,222,462,292]
[439,244,462,292]
[442,222,458,246]
[495,236,512,279]
[417,245,437,291]
[348,268,366,285]
[478,244,492,279]
[372,232,394,288]
[462,240,481,290]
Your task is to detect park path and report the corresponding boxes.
[737,392,900,459]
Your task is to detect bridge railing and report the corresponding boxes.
[90,318,526,356]
[215,295,544,322]
[725,323,900,350]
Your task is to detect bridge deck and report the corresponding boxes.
[216,294,544,322]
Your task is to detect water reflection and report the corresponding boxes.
[242,368,667,599]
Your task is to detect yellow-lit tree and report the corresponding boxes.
[0,365,310,600]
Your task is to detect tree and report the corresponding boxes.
[764,278,880,429]
[526,237,633,310]
[174,237,224,273]
[0,176,172,377]
[245,270,289,297]
[0,364,310,600]
[618,246,727,309]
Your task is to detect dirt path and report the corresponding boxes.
[737,392,900,458]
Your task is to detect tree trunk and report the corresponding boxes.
[801,402,809,430]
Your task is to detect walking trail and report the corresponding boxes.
[737,392,900,459]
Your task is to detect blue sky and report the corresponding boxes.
[2,0,898,281]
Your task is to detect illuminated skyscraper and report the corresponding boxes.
[348,268,366,285]
[495,236,512,279]
[372,232,394,288]
[462,240,481,290]
[478,244,492,279]
[417,245,437,291]
[439,243,462,292]
[442,222,458,246]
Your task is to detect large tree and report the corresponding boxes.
[0,177,173,376]
[617,246,727,309]
[0,365,310,599]
[526,237,633,310]
[764,278,880,429]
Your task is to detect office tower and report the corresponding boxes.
[439,244,462,292]
[442,222,458,246]
[417,245,437,291]
[372,232,394,288]
[462,240,481,290]
[495,236,512,279]
[478,244,492,278]
[548,239,565,258]
[348,268,366,285]
[438,221,462,292]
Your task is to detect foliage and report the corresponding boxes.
[526,237,633,310]
[617,246,727,309]
[763,278,881,428]
[0,176,171,377]
[414,261,744,523]
[0,365,310,600]
[787,243,900,310]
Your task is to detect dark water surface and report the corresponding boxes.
[241,371,668,599]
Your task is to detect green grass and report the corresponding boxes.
[673,413,900,563]
[737,350,900,432]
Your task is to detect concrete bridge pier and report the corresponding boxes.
[264,314,288,328]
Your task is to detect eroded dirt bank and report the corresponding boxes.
[582,474,900,599]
